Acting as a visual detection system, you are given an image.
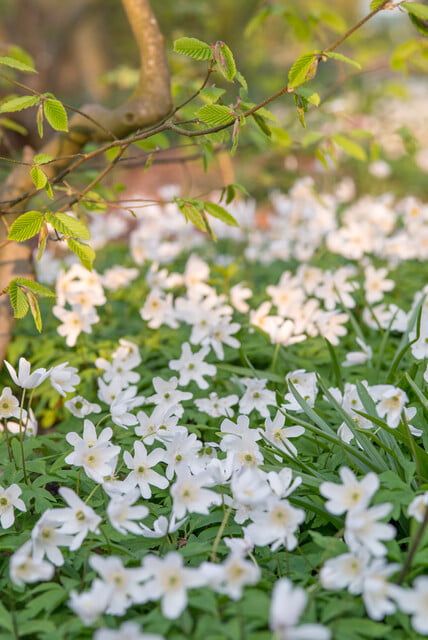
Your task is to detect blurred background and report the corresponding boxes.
[1,0,428,199]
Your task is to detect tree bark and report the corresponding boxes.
[0,0,172,363]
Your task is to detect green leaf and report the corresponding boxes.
[204,202,239,227]
[370,0,386,9]
[43,98,68,131]
[8,281,29,319]
[199,87,226,104]
[332,133,367,161]
[66,238,96,270]
[0,94,39,113]
[33,153,53,165]
[26,290,42,332]
[30,166,48,189]
[197,104,235,127]
[173,37,213,61]
[0,116,27,135]
[36,103,44,137]
[323,51,362,69]
[214,42,236,81]
[294,86,321,106]
[45,212,90,240]
[13,277,55,297]
[252,112,272,137]
[8,211,44,241]
[403,2,428,20]
[288,53,317,88]
[176,201,207,232]
[0,56,36,73]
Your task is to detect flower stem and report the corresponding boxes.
[210,503,232,562]
[396,506,428,585]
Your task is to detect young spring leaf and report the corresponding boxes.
[8,281,29,319]
[288,53,317,88]
[197,104,235,127]
[213,42,237,82]
[294,86,321,106]
[204,202,239,227]
[0,56,37,73]
[323,51,361,70]
[173,37,213,61]
[43,98,68,131]
[0,94,39,113]
[403,2,428,20]
[8,211,44,241]
[12,278,55,298]
[26,291,42,332]
[30,166,48,189]
[66,239,96,270]
[176,200,207,232]
[45,212,90,240]
[332,134,367,161]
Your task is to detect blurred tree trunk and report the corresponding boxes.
[0,0,172,363]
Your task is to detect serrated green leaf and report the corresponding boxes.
[30,166,48,189]
[408,11,428,35]
[403,2,428,20]
[199,87,226,104]
[8,282,29,319]
[173,37,213,61]
[43,98,68,131]
[324,51,361,69]
[45,212,90,240]
[370,0,387,10]
[332,134,367,161]
[8,211,44,241]
[0,56,36,73]
[197,104,235,127]
[294,86,321,106]
[270,126,292,147]
[204,202,239,227]
[66,239,95,270]
[288,53,317,88]
[177,201,207,232]
[26,290,42,332]
[214,42,236,82]
[33,153,53,165]
[13,277,55,297]
[0,94,39,113]
[252,112,272,137]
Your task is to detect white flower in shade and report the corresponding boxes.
[140,288,178,329]
[0,387,21,419]
[169,343,216,389]
[195,392,238,418]
[89,555,149,615]
[95,355,140,386]
[49,362,80,396]
[94,621,165,640]
[369,384,408,429]
[102,266,139,291]
[220,415,263,469]
[140,551,205,619]
[244,498,305,551]
[4,357,50,389]
[31,510,73,566]
[361,559,400,620]
[267,468,302,499]
[315,310,349,346]
[107,489,149,535]
[112,339,142,368]
[170,468,222,519]
[231,466,271,508]
[139,515,187,538]
[263,411,305,457]
[408,492,428,522]
[320,468,379,515]
[230,282,252,313]
[364,265,394,304]
[51,487,101,550]
[146,376,192,410]
[3,408,37,437]
[123,441,168,498]
[283,370,317,412]
[202,318,241,360]
[64,395,101,418]
[134,405,181,445]
[10,540,55,586]
[270,578,331,640]
[65,422,120,484]
[68,578,111,625]
[345,503,396,556]
[0,483,26,528]
[342,338,372,367]
[395,576,428,635]
[202,552,260,600]
[53,305,99,347]
[163,431,202,480]
[238,378,276,418]
[320,550,370,594]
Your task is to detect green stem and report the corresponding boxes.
[18,389,28,484]
[210,503,232,562]
[396,506,428,585]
